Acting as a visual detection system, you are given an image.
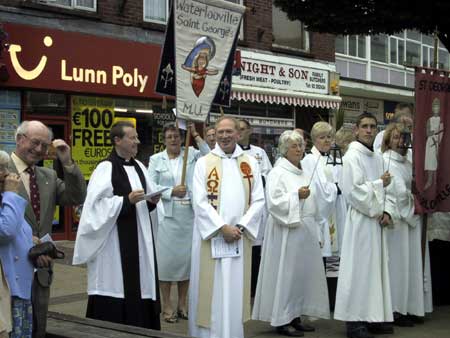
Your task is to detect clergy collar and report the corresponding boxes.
[212,143,243,158]
[277,157,302,175]
[311,146,329,158]
[115,153,135,166]
[356,139,374,152]
[239,144,251,151]
[348,141,375,156]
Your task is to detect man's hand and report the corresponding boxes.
[53,139,72,165]
[4,173,21,193]
[128,189,145,204]
[298,186,310,199]
[379,212,392,227]
[381,171,392,187]
[221,224,242,243]
[172,185,187,198]
[35,255,52,268]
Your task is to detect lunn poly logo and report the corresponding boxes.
[8,36,53,80]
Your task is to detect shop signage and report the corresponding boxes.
[234,55,329,94]
[71,96,115,179]
[340,96,384,126]
[1,23,161,99]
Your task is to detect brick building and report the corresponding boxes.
[0,0,339,238]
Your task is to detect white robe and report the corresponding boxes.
[189,145,265,338]
[252,157,330,327]
[334,141,393,322]
[73,160,160,300]
[242,144,272,246]
[383,150,433,316]
[302,146,338,257]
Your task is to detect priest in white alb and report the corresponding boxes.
[252,130,330,337]
[189,116,265,338]
[334,113,394,338]
[73,121,162,330]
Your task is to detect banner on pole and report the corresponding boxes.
[414,68,450,213]
[156,0,244,122]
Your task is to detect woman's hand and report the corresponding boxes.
[172,185,187,198]
[4,173,20,193]
[298,186,310,199]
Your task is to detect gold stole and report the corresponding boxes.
[196,152,254,328]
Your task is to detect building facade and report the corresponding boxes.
[0,0,339,238]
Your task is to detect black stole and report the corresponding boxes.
[106,149,149,323]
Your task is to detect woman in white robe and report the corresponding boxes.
[381,123,433,325]
[252,130,330,337]
[302,122,338,257]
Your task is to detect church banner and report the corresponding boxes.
[173,0,245,122]
[414,68,450,213]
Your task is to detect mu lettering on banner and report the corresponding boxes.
[157,0,244,122]
[414,68,450,213]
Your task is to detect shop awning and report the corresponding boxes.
[231,84,341,109]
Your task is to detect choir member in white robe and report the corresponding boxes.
[381,123,433,326]
[73,121,162,330]
[252,130,330,337]
[302,122,338,257]
[189,117,265,338]
[237,118,272,297]
[334,113,394,338]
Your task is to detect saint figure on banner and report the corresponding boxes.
[424,98,444,190]
[182,36,219,97]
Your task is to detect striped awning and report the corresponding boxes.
[231,84,341,109]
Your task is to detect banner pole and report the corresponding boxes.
[181,125,191,186]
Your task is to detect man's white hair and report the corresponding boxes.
[0,150,10,168]
[15,120,53,142]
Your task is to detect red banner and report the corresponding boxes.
[414,68,450,213]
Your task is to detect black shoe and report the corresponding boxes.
[276,325,304,337]
[367,322,394,335]
[347,325,374,338]
[291,318,316,332]
[407,314,425,324]
[393,313,414,327]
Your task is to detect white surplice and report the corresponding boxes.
[334,141,393,322]
[302,146,338,257]
[73,160,161,300]
[252,157,330,327]
[383,150,433,316]
[189,145,265,338]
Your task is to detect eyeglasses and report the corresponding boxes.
[21,134,52,151]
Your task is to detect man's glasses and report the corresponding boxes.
[21,134,52,151]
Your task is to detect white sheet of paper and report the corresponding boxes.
[145,187,170,200]
[40,234,54,243]
[211,236,241,259]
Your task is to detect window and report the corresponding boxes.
[335,35,347,54]
[335,35,365,58]
[371,35,388,62]
[438,50,449,69]
[272,4,309,51]
[44,0,96,11]
[144,0,168,24]
[406,41,420,66]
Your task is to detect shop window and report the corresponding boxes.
[423,46,430,67]
[24,91,67,116]
[370,35,388,63]
[438,50,450,70]
[272,5,309,52]
[0,90,20,154]
[41,0,96,11]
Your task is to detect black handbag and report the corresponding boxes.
[28,242,65,262]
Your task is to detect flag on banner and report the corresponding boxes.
[414,68,450,213]
[173,0,245,122]
[155,1,242,109]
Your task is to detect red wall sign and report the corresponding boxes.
[1,22,162,99]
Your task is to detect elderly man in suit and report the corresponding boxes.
[9,120,86,338]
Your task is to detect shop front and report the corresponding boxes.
[0,22,170,239]
[218,50,341,158]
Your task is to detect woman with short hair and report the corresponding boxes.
[252,130,330,337]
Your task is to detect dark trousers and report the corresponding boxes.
[31,272,51,338]
[251,245,261,297]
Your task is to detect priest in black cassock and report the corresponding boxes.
[73,121,162,330]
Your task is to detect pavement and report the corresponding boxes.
[51,241,450,338]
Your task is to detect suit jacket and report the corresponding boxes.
[8,159,87,238]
